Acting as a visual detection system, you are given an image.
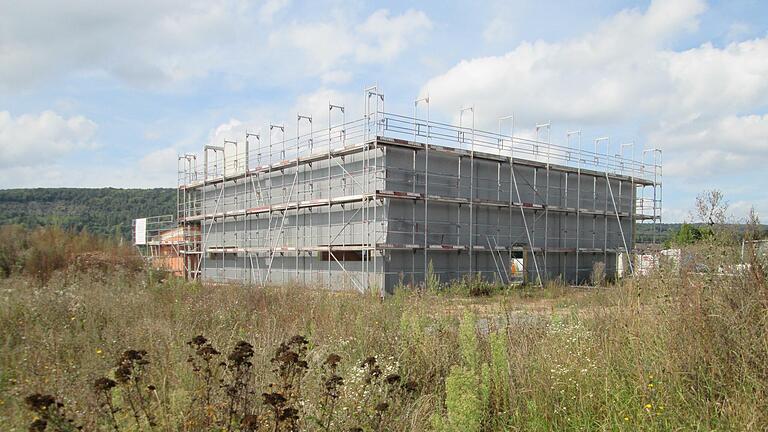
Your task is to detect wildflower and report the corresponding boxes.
[644,403,652,410]
[648,383,654,388]
[96,348,103,355]
[624,417,629,422]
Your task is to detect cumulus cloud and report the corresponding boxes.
[0,0,241,89]
[259,0,290,24]
[0,1,431,90]
[269,9,432,74]
[420,0,768,180]
[653,114,768,177]
[0,110,98,167]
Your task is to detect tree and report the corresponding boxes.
[673,223,704,245]
[693,189,728,227]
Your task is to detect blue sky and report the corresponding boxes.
[1,0,767,222]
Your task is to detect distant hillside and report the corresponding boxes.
[636,221,767,244]
[0,188,176,239]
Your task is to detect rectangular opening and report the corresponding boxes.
[320,250,365,261]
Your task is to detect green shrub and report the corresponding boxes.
[432,366,483,432]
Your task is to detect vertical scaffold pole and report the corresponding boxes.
[246,132,260,284]
[328,103,345,289]
[536,122,551,279]
[415,96,430,285]
[297,114,312,284]
[460,106,475,278]
[594,137,610,271]
[366,86,384,293]
[567,130,581,282]
[224,139,239,280]
[499,115,514,277]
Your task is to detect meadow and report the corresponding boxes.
[0,227,766,431]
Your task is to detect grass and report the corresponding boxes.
[0,232,766,431]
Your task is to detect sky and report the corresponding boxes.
[1,0,767,223]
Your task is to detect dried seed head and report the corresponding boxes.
[228,340,254,365]
[189,335,208,346]
[28,418,47,432]
[288,335,308,346]
[361,356,377,368]
[24,394,57,413]
[385,374,401,385]
[240,414,259,431]
[279,407,299,421]
[93,377,117,392]
[404,379,419,392]
[114,364,132,383]
[324,353,342,368]
[262,392,287,407]
[197,345,220,358]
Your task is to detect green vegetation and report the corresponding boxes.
[667,222,713,246]
[0,188,176,239]
[0,226,766,431]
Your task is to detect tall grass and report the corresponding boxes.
[0,225,141,283]
[0,237,765,430]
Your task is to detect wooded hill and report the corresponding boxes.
[0,188,176,240]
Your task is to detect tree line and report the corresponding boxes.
[0,188,176,240]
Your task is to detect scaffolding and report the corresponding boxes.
[163,87,661,293]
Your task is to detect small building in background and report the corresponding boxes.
[133,216,200,276]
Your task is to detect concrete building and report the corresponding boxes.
[138,88,662,293]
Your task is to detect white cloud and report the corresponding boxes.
[321,70,353,85]
[420,0,768,179]
[354,9,432,63]
[269,9,432,76]
[139,147,178,176]
[259,0,290,24]
[654,114,768,177]
[0,110,98,168]
[0,2,431,90]
[0,0,242,89]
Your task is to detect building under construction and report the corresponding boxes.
[134,87,662,293]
